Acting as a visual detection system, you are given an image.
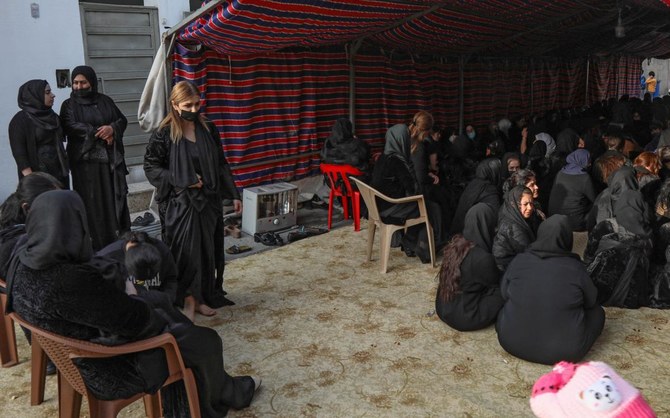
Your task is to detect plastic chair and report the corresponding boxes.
[0,279,48,406]
[320,163,364,231]
[351,177,436,273]
[10,312,201,418]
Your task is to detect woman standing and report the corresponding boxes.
[144,81,241,319]
[492,185,542,271]
[60,66,130,250]
[9,80,69,186]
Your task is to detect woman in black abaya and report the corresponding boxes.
[144,81,241,319]
[495,215,605,365]
[5,190,257,417]
[450,158,502,235]
[9,79,69,186]
[60,66,130,250]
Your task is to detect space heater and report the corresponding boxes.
[241,182,298,235]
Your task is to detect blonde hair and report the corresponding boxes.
[159,80,208,142]
[410,110,434,152]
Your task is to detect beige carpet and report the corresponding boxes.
[1,222,669,417]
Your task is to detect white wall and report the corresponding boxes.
[642,58,670,97]
[0,0,85,201]
[144,0,191,33]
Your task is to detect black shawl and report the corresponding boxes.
[500,186,536,241]
[450,158,502,234]
[613,190,652,239]
[555,128,580,157]
[6,190,93,312]
[462,203,496,252]
[528,214,579,259]
[17,80,60,130]
[594,166,639,225]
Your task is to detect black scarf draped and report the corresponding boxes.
[462,203,496,252]
[528,214,579,259]
[613,190,652,239]
[500,185,536,241]
[326,118,354,146]
[17,79,60,131]
[168,123,222,211]
[6,190,94,312]
[459,158,502,209]
[70,65,99,105]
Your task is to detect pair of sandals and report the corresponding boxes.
[131,211,156,227]
[253,231,284,246]
[224,217,241,238]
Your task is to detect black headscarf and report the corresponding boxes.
[595,166,639,225]
[500,185,536,240]
[70,65,99,105]
[613,190,652,239]
[450,158,502,234]
[384,123,415,174]
[475,157,502,189]
[17,79,60,130]
[5,190,93,312]
[527,214,578,259]
[555,128,580,156]
[462,203,496,252]
[326,118,354,146]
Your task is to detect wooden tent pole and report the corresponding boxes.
[348,39,363,133]
[458,55,465,135]
[585,56,590,106]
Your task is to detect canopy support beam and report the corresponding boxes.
[348,39,364,133]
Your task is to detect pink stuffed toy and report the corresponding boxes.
[530,361,655,417]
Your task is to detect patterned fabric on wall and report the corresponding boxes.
[173,45,643,187]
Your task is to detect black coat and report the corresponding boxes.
[548,171,596,231]
[495,252,604,365]
[435,246,503,331]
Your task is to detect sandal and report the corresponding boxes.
[226,244,251,254]
[254,232,277,246]
[272,232,284,246]
[224,224,241,238]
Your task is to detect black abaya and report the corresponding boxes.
[60,67,130,250]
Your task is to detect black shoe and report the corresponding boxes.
[401,245,416,257]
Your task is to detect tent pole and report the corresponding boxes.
[585,56,590,106]
[348,39,363,133]
[458,55,465,135]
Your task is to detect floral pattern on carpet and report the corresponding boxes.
[1,221,668,417]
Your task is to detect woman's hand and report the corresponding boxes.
[428,172,440,185]
[233,199,243,214]
[189,174,203,189]
[95,125,114,145]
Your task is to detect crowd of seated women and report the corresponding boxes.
[432,93,670,365]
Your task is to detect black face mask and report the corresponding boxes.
[73,88,92,98]
[179,109,199,122]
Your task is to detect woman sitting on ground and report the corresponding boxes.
[6,190,259,417]
[651,180,670,266]
[492,185,542,271]
[450,158,502,235]
[587,165,639,231]
[435,203,503,331]
[501,168,545,219]
[584,190,653,308]
[495,215,605,365]
[548,149,596,231]
[633,151,662,212]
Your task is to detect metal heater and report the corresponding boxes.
[241,182,298,235]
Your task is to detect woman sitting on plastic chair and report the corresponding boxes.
[5,190,259,417]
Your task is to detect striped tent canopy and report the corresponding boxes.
[171,0,670,188]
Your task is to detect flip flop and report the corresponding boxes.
[254,232,277,246]
[226,244,251,254]
[224,225,241,238]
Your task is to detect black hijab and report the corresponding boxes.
[384,123,415,174]
[613,190,652,239]
[462,203,496,252]
[70,65,99,105]
[17,79,60,130]
[555,128,580,156]
[500,185,536,240]
[527,214,579,259]
[476,157,502,188]
[450,158,502,234]
[596,166,639,225]
[327,118,354,146]
[6,190,93,312]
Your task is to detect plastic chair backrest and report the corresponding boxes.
[320,163,363,197]
[350,177,383,222]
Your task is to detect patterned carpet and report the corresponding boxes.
[1,222,669,417]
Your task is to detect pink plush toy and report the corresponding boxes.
[530,361,656,418]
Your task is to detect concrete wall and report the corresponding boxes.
[642,58,670,97]
[0,0,85,201]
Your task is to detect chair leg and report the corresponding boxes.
[353,192,361,232]
[31,337,47,406]
[183,369,201,418]
[143,393,161,418]
[366,222,376,261]
[425,222,436,268]
[327,191,334,230]
[0,293,18,367]
[58,372,82,418]
[379,226,393,273]
[341,195,349,221]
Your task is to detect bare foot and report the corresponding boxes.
[183,296,196,321]
[196,303,217,316]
